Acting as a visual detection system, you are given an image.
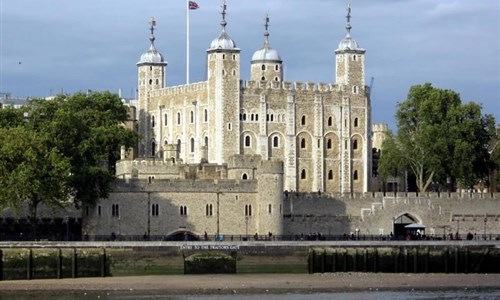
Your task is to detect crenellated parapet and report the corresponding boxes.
[149,81,208,97]
[241,80,341,94]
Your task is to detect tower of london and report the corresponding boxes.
[132,2,371,194]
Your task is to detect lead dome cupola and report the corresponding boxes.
[208,1,238,51]
[251,14,282,63]
[137,18,167,65]
[336,4,364,52]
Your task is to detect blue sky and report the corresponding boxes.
[1,0,499,129]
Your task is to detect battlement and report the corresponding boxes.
[112,178,258,194]
[241,80,340,93]
[372,123,389,133]
[150,81,208,97]
[258,159,284,175]
[227,155,262,169]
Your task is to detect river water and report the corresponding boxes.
[1,290,499,300]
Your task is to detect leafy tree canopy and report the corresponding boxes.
[0,91,139,214]
[378,83,496,192]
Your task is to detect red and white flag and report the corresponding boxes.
[189,1,199,10]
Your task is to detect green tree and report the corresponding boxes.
[0,91,138,228]
[0,127,71,237]
[26,91,139,206]
[378,83,496,192]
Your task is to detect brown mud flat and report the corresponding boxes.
[0,273,499,295]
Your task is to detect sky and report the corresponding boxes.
[0,0,499,129]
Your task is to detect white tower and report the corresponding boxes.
[137,18,167,157]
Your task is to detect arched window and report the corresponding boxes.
[327,139,332,149]
[275,65,279,71]
[274,77,279,82]
[273,136,279,148]
[245,135,251,147]
[151,116,155,128]
[204,109,208,122]
[249,205,252,216]
[149,79,152,85]
[353,170,358,180]
[301,115,306,125]
[190,138,195,153]
[190,111,194,123]
[328,170,333,180]
[353,139,358,150]
[328,117,333,127]
[301,138,306,149]
[301,169,307,179]
[164,113,168,126]
[353,86,358,94]
[354,118,359,127]
[261,76,266,81]
[177,112,181,125]
[177,139,182,153]
[255,114,259,121]
[261,64,266,71]
[204,136,209,147]
[151,140,156,156]
[242,173,248,180]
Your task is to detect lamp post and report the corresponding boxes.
[216,191,221,240]
[159,105,165,158]
[245,216,249,240]
[484,217,487,240]
[355,228,360,240]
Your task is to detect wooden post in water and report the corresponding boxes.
[72,248,77,278]
[57,248,62,279]
[101,248,107,277]
[373,248,378,273]
[332,248,336,272]
[444,248,449,273]
[464,247,469,274]
[454,247,459,273]
[27,249,32,280]
[363,248,368,272]
[425,247,429,273]
[413,247,418,273]
[353,249,358,272]
[0,249,3,281]
[394,248,399,273]
[308,249,313,274]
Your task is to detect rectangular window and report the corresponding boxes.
[268,204,272,214]
[97,206,101,216]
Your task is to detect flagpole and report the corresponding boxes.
[186,0,190,84]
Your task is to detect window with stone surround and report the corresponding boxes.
[151,140,156,157]
[190,138,195,153]
[206,204,213,216]
[190,111,194,123]
[111,204,119,217]
[151,116,155,128]
[180,206,188,216]
[204,109,208,122]
[328,170,333,180]
[301,138,306,149]
[354,118,359,127]
[328,117,333,127]
[273,136,279,148]
[301,169,307,180]
[177,112,181,125]
[261,65,266,71]
[245,135,251,147]
[242,173,248,180]
[353,170,358,181]
[164,113,168,126]
[301,115,306,125]
[268,204,272,214]
[245,205,252,216]
[353,139,358,150]
[152,204,159,216]
[327,139,332,149]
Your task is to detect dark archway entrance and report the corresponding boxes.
[393,213,418,240]
[165,230,200,241]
